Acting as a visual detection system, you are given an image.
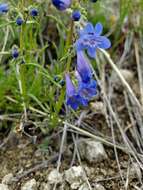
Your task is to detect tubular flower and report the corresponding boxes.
[75,22,111,58]
[76,51,97,100]
[52,0,71,11]
[77,51,92,83]
[65,73,88,110]
[0,3,9,14]
[78,79,97,100]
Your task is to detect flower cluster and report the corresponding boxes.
[66,51,97,110]
[66,22,111,110]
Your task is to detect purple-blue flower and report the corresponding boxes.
[77,51,92,83]
[0,3,9,14]
[65,73,88,110]
[75,22,111,58]
[76,51,97,99]
[78,78,97,100]
[52,0,71,11]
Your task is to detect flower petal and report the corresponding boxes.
[98,36,111,49]
[87,47,96,58]
[78,79,97,100]
[52,0,71,11]
[0,3,9,13]
[75,39,85,51]
[79,97,88,106]
[80,23,95,36]
[95,22,103,35]
[65,74,76,96]
[88,79,97,89]
[66,97,79,110]
[77,51,92,83]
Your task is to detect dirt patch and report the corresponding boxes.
[0,135,140,190]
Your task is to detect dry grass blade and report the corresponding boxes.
[134,39,143,105]
[64,121,132,155]
[100,49,142,114]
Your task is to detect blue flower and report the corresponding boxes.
[76,51,92,83]
[65,73,88,110]
[76,51,97,100]
[78,79,97,100]
[75,22,111,58]
[0,3,9,14]
[72,10,81,21]
[30,8,38,17]
[52,0,71,11]
[12,48,19,59]
[16,17,24,26]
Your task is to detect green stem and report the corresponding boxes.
[16,0,27,120]
[65,20,74,71]
[15,64,27,120]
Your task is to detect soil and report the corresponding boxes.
[0,133,140,190]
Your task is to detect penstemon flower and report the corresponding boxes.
[76,51,92,83]
[78,78,97,100]
[65,73,88,110]
[0,3,9,14]
[65,51,98,110]
[76,51,97,100]
[75,22,111,58]
[52,0,71,11]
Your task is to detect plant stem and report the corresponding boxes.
[65,20,74,71]
[16,64,27,120]
[16,0,27,121]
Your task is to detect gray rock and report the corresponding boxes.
[112,69,134,89]
[78,139,108,163]
[90,102,105,114]
[78,183,89,190]
[21,179,37,190]
[78,183,105,190]
[0,184,9,190]
[2,173,13,185]
[130,162,142,181]
[40,182,51,190]
[48,169,63,184]
[65,166,85,189]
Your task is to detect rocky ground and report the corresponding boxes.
[0,133,141,190]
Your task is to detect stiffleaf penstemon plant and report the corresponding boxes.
[0,0,111,122]
[52,1,111,110]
